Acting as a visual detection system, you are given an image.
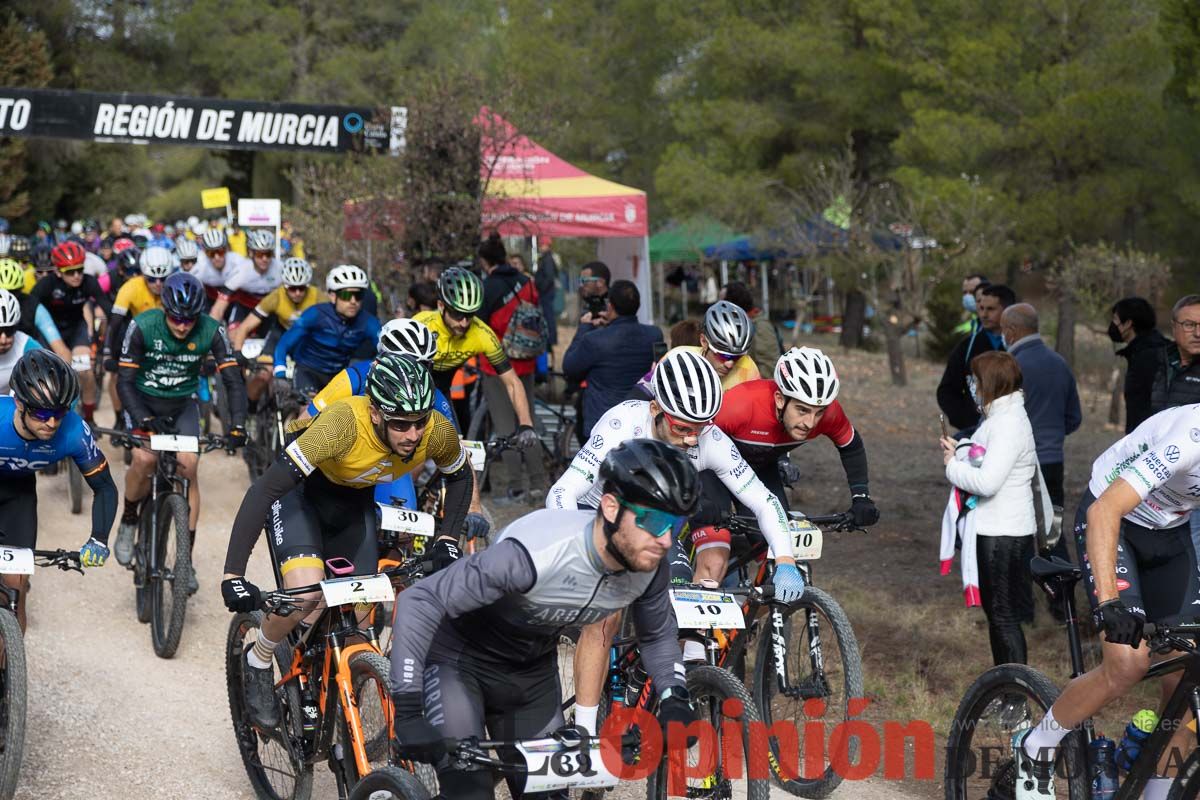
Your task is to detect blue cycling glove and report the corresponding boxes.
[773,563,806,604]
[79,537,110,568]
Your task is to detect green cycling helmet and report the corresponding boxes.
[0,258,24,291]
[366,353,434,417]
[437,267,483,314]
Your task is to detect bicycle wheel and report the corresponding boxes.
[1169,750,1200,799]
[244,408,271,482]
[348,766,431,800]
[134,508,153,624]
[226,611,313,800]
[646,664,770,800]
[0,609,28,800]
[944,663,1088,799]
[349,650,439,795]
[751,586,863,798]
[68,461,83,515]
[150,493,192,658]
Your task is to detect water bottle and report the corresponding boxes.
[1090,736,1118,799]
[1115,709,1158,772]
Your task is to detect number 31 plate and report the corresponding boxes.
[669,589,745,630]
[319,574,394,606]
[0,547,34,575]
[789,519,823,561]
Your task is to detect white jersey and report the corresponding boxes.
[222,257,281,295]
[0,333,39,394]
[82,251,107,278]
[192,251,252,288]
[547,399,792,559]
[1088,405,1200,529]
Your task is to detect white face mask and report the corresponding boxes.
[967,375,982,412]
[1000,334,1010,351]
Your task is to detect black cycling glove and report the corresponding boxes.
[142,416,175,434]
[657,689,697,747]
[429,538,461,573]
[1094,599,1143,648]
[849,494,879,527]
[221,577,262,613]
[392,693,447,764]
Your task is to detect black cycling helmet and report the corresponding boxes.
[160,272,206,319]
[31,245,53,272]
[8,236,29,260]
[437,267,483,314]
[366,353,434,417]
[116,248,140,276]
[600,438,700,516]
[11,350,79,411]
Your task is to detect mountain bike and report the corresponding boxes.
[239,349,307,482]
[96,427,228,658]
[226,557,431,800]
[0,548,82,800]
[944,555,1200,799]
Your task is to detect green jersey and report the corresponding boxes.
[122,308,226,399]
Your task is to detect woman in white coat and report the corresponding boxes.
[940,351,1040,665]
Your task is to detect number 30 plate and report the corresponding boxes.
[319,574,394,606]
[377,505,436,536]
[788,519,823,561]
[669,589,745,630]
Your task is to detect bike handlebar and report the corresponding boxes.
[33,549,84,573]
[92,428,230,454]
[438,727,643,774]
[259,558,430,615]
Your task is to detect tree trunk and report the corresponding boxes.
[882,319,907,386]
[840,290,866,349]
[1055,293,1076,369]
[1108,364,1125,427]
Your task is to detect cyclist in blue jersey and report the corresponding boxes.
[0,351,113,629]
[272,264,381,397]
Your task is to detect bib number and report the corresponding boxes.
[71,353,91,371]
[670,589,745,630]
[150,434,200,453]
[0,547,34,575]
[241,338,266,360]
[461,440,487,472]
[377,505,436,536]
[319,573,393,606]
[788,519,823,561]
[517,738,619,793]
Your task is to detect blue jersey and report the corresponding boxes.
[274,303,381,377]
[0,397,106,476]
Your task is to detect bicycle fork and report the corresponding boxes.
[770,604,829,700]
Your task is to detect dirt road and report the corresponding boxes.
[11,433,931,800]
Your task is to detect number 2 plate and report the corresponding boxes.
[517,738,619,793]
[789,519,823,561]
[377,505,436,536]
[319,573,393,606]
[150,434,200,453]
[669,589,745,630]
[0,547,34,575]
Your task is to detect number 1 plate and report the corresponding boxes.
[669,589,745,630]
[377,505,436,536]
[0,547,34,575]
[517,738,619,793]
[319,574,394,606]
[788,519,823,561]
[149,434,200,453]
[461,440,487,472]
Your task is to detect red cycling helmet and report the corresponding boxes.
[50,240,86,269]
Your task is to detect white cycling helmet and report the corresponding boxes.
[247,229,275,253]
[282,257,312,287]
[200,228,227,250]
[0,289,20,327]
[775,347,839,406]
[651,347,723,423]
[703,300,753,356]
[140,247,174,278]
[174,238,200,261]
[326,264,369,291]
[378,318,438,362]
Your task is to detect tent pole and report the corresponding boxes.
[720,260,728,286]
[761,261,768,316]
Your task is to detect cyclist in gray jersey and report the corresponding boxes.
[390,439,698,800]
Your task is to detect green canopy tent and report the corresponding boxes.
[649,218,737,263]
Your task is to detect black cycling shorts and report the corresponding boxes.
[59,319,91,349]
[292,364,336,399]
[267,469,378,580]
[122,396,201,437]
[0,474,38,549]
[1074,489,1200,621]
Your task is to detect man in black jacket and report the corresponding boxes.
[534,237,559,351]
[1110,296,1167,433]
[937,283,1016,435]
[1150,294,1200,415]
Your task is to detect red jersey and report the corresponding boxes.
[714,378,855,468]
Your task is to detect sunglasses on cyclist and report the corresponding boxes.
[285,284,308,293]
[335,289,364,302]
[660,411,708,438]
[383,413,430,433]
[204,249,225,257]
[167,313,198,326]
[252,250,273,258]
[180,259,197,267]
[0,326,15,338]
[618,499,688,539]
[145,275,166,284]
[708,349,741,363]
[444,307,473,323]
[27,406,68,422]
[58,266,84,275]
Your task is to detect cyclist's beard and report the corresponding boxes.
[602,514,636,572]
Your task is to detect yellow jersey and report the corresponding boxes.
[284,395,465,488]
[22,267,35,295]
[679,345,759,390]
[112,275,162,317]
[252,285,320,329]
[414,309,510,374]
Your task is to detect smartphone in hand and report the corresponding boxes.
[939,413,949,439]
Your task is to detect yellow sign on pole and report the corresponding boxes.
[201,187,231,210]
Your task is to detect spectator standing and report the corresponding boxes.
[937,284,1016,435]
[562,280,663,436]
[1109,297,1167,433]
[954,273,989,335]
[535,237,560,352]
[940,352,1048,666]
[478,233,545,505]
[1150,295,1200,413]
[406,281,438,315]
[722,280,781,377]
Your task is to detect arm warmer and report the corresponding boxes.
[223,458,303,575]
[84,464,118,544]
[836,431,870,495]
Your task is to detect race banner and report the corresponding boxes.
[0,87,403,154]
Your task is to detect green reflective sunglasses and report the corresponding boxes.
[618,499,688,539]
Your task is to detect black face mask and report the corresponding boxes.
[1107,321,1124,343]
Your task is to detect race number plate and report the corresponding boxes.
[377,505,436,536]
[241,338,266,360]
[150,434,200,453]
[71,353,91,371]
[669,589,745,630]
[461,440,487,472]
[517,738,619,793]
[319,573,394,606]
[0,547,35,575]
[788,519,823,561]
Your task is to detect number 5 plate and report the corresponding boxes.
[150,434,200,453]
[669,589,745,630]
[518,738,619,793]
[319,573,394,606]
[0,547,34,575]
[788,519,823,561]
[377,505,436,536]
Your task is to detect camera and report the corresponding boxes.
[584,293,609,316]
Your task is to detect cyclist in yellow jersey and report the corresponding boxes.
[221,354,474,729]
[413,266,538,445]
[231,258,319,405]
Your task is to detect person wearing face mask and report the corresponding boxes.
[937,283,1017,437]
[1109,296,1166,433]
[955,274,990,335]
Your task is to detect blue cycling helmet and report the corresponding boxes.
[161,272,206,319]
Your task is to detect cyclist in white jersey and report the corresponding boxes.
[0,289,40,393]
[1010,404,1200,798]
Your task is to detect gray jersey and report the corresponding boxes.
[390,508,684,699]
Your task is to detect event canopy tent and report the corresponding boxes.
[648,218,736,263]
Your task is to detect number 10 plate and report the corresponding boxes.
[788,519,823,561]
[669,589,745,630]
[320,574,394,606]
